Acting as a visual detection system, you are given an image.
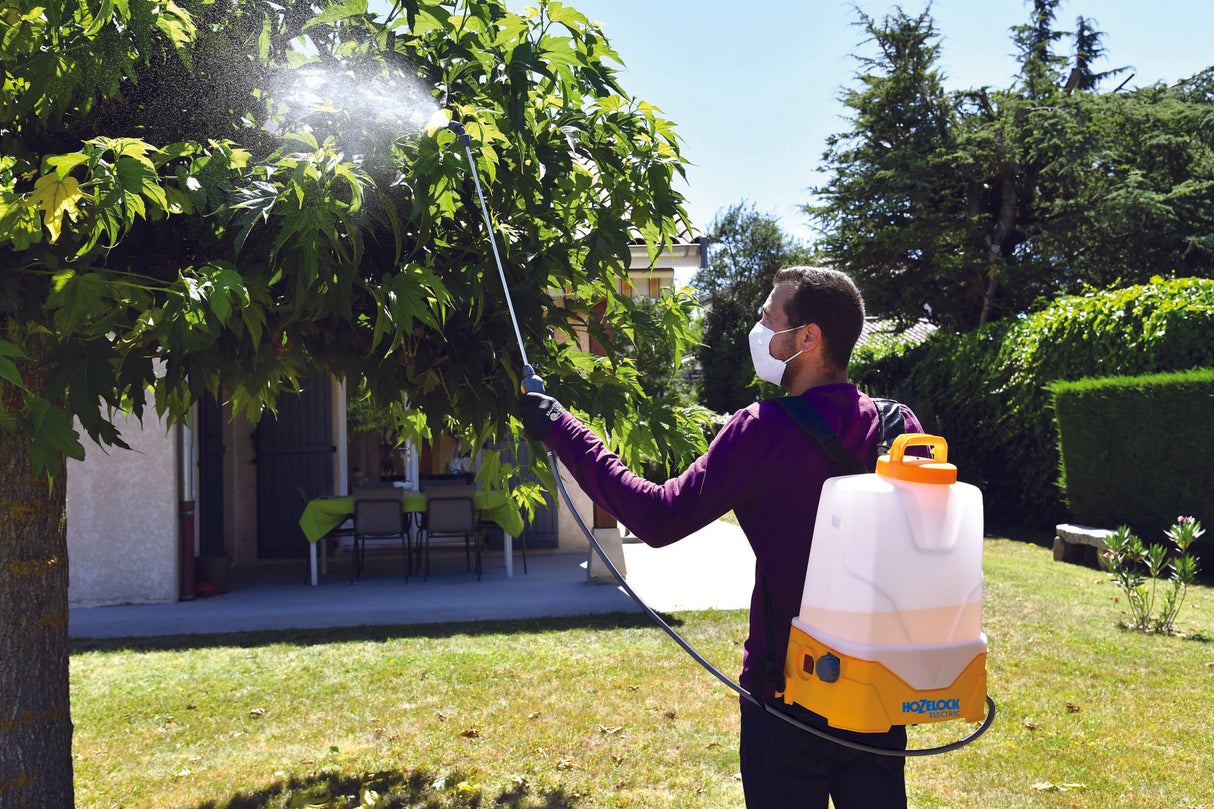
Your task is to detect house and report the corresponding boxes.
[66,233,708,607]
[856,317,937,350]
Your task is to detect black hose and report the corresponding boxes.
[546,449,997,758]
[449,119,995,758]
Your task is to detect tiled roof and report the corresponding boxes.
[856,317,937,349]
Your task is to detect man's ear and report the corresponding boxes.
[800,323,823,351]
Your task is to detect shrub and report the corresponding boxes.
[1103,518,1206,634]
[853,277,1214,527]
[1049,368,1214,537]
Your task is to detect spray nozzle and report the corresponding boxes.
[446,120,472,146]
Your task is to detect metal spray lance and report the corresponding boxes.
[445,121,545,396]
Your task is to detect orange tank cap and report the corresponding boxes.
[876,433,958,485]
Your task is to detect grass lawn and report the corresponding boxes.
[71,535,1214,808]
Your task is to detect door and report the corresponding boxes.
[255,369,334,558]
[196,393,225,557]
[508,441,558,549]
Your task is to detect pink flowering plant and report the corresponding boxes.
[1103,516,1205,634]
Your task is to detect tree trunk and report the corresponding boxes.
[980,132,1020,327]
[1,352,74,809]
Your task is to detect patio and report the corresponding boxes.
[69,519,755,639]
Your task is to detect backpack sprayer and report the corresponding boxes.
[444,119,995,756]
[780,433,989,734]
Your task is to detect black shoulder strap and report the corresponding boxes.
[772,396,867,475]
[870,397,906,457]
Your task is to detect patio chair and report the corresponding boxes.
[419,475,483,580]
[351,485,410,583]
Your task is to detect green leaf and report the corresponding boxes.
[47,270,110,333]
[194,263,250,326]
[116,155,168,214]
[545,2,589,30]
[230,181,280,254]
[20,396,86,478]
[45,152,89,178]
[302,0,369,30]
[0,340,29,391]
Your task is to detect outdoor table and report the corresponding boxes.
[299,491,523,585]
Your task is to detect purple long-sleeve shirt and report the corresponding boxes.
[544,383,922,699]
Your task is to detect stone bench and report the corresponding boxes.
[1054,523,1115,570]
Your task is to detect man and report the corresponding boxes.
[520,267,921,808]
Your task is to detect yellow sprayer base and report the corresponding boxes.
[779,623,988,734]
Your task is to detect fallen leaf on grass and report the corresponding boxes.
[556,757,576,770]
[1065,702,1081,713]
[1033,782,1086,792]
[460,727,480,739]
[663,710,677,720]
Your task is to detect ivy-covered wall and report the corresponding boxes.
[852,278,1214,528]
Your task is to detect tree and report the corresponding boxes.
[810,5,1213,330]
[1012,0,1069,98]
[1069,15,1127,92]
[618,294,695,404]
[0,1,711,805]
[692,201,811,413]
[808,8,979,329]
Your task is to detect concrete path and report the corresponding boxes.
[69,520,756,639]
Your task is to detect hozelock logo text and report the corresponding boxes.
[902,698,961,719]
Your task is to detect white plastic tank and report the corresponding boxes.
[799,434,984,659]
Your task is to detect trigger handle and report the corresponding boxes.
[521,364,546,394]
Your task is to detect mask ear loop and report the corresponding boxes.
[771,323,809,365]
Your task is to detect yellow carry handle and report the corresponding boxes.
[876,433,957,485]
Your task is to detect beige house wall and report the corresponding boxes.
[66,407,179,608]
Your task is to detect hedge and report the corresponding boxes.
[1048,369,1214,537]
[852,277,1214,528]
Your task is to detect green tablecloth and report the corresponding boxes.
[299,491,522,543]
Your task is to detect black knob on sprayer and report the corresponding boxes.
[521,363,546,395]
[816,654,841,684]
[447,120,472,147]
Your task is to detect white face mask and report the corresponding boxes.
[749,321,805,386]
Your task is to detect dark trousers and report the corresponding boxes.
[739,700,907,809]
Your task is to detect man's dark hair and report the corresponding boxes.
[773,266,865,372]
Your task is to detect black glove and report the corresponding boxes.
[519,392,566,442]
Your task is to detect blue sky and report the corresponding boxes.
[502,0,1213,245]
